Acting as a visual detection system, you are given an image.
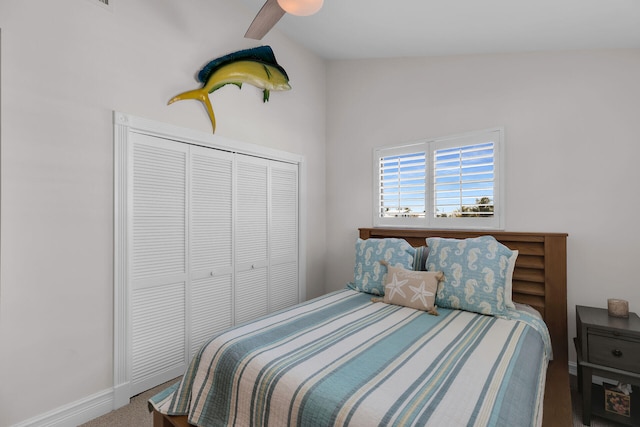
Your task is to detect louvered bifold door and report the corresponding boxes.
[234,155,269,324]
[189,146,234,358]
[269,161,299,312]
[129,133,188,396]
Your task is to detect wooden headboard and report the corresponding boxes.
[359,228,568,363]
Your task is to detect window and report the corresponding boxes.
[374,128,504,229]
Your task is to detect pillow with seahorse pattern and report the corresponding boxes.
[426,236,518,317]
[348,238,415,296]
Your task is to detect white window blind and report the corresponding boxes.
[379,151,426,219]
[374,128,504,229]
[434,142,494,218]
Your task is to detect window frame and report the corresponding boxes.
[373,128,505,230]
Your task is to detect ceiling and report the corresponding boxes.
[238,0,640,60]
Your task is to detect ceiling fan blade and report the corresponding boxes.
[245,0,286,40]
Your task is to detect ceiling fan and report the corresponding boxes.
[245,0,324,40]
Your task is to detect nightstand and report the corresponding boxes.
[575,305,640,426]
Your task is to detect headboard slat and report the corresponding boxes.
[514,268,545,283]
[516,255,545,269]
[512,281,545,296]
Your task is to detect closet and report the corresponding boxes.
[113,113,302,405]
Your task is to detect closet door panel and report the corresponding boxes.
[129,133,189,395]
[131,282,185,395]
[270,163,298,262]
[235,267,269,323]
[190,147,234,279]
[235,156,269,324]
[270,162,299,311]
[270,262,298,312]
[189,146,234,356]
[131,137,188,283]
[235,157,268,265]
[191,275,233,355]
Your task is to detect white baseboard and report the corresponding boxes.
[11,388,115,427]
[113,382,132,410]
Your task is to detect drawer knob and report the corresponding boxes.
[612,349,623,358]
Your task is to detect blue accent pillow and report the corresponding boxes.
[426,236,517,316]
[412,246,430,271]
[348,238,415,296]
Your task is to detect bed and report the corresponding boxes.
[150,228,571,427]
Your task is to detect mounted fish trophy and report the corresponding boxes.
[168,46,290,133]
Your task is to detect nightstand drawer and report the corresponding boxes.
[588,331,640,373]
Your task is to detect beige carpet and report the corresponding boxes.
[80,377,621,426]
[79,378,179,427]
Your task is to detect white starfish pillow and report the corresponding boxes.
[379,260,444,313]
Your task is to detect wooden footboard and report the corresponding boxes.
[153,410,190,427]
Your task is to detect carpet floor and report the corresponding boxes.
[79,378,180,427]
[80,377,623,426]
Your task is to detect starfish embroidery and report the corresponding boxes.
[385,273,408,300]
[410,281,435,308]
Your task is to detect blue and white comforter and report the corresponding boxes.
[150,289,551,427]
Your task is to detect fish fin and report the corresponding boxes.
[263,89,270,102]
[205,82,243,95]
[263,64,272,80]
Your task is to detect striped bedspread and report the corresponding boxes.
[150,289,551,427]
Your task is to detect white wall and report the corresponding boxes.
[325,49,640,364]
[0,0,326,425]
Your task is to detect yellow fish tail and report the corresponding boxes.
[168,89,217,133]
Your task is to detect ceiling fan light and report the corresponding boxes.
[277,0,323,16]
